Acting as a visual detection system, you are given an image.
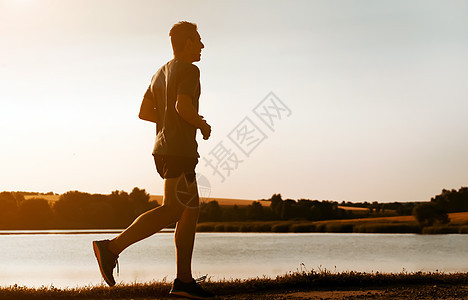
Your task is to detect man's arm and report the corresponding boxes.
[175,94,211,140]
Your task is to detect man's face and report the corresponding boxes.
[186,31,204,62]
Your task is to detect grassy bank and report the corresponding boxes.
[196,212,468,234]
[1,270,467,299]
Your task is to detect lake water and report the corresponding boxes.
[0,231,467,288]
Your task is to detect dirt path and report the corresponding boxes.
[220,285,468,299]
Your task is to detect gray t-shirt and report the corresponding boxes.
[146,59,201,158]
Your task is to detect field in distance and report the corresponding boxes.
[25,194,370,211]
[24,194,269,207]
[24,195,60,201]
[150,195,269,207]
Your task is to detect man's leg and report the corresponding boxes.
[169,178,215,298]
[174,178,200,282]
[108,175,186,255]
[93,175,186,287]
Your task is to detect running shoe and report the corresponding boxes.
[169,278,215,299]
[92,239,119,286]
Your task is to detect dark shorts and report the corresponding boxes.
[153,154,198,183]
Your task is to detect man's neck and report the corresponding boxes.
[174,54,193,64]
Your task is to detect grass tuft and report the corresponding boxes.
[1,270,467,299]
[459,225,468,234]
[354,223,420,233]
[422,225,459,234]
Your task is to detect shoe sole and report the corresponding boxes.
[92,241,116,287]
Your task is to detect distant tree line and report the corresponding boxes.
[1,187,466,229]
[0,191,367,229]
[412,187,468,227]
[199,194,376,223]
[198,194,423,223]
[0,188,157,230]
[339,201,416,216]
[431,187,468,212]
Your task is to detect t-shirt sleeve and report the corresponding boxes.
[177,65,200,98]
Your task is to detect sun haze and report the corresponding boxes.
[1,0,467,202]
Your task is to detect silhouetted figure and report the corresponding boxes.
[92,21,214,299]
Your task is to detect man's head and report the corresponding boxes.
[169,21,204,62]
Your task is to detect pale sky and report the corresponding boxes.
[1,0,467,202]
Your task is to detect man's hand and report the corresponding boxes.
[200,118,211,140]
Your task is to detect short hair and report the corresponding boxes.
[169,21,198,53]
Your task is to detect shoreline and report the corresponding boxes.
[2,212,467,235]
[0,228,174,235]
[1,271,467,299]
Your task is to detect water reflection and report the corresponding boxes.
[0,232,466,288]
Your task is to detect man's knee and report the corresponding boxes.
[175,207,200,241]
[160,201,185,221]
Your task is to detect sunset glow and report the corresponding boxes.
[1,0,467,202]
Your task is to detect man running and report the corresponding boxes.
[92,21,214,299]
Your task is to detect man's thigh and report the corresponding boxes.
[154,155,199,208]
[163,175,200,208]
